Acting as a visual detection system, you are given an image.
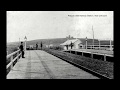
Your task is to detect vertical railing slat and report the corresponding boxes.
[10,55,13,70]
[6,49,21,75]
[104,54,106,61]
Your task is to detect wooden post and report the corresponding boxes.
[92,25,94,50]
[25,41,26,51]
[75,51,77,55]
[19,50,20,58]
[17,51,19,61]
[110,39,112,51]
[82,52,83,56]
[91,53,93,58]
[10,56,13,70]
[19,50,21,58]
[104,54,106,61]
[24,36,27,52]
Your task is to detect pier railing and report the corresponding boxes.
[80,45,114,50]
[64,50,113,62]
[6,49,22,75]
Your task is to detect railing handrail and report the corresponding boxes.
[7,49,20,59]
[70,49,113,57]
[7,52,21,69]
[86,45,113,46]
[6,49,22,75]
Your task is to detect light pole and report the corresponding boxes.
[110,38,112,51]
[99,39,100,50]
[86,37,87,49]
[17,38,20,49]
[92,25,94,49]
[24,36,27,51]
[19,38,20,45]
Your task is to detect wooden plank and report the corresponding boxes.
[7,50,99,79]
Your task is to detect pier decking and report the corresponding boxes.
[7,50,99,79]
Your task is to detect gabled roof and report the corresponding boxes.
[60,39,81,45]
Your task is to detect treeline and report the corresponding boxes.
[7,45,19,55]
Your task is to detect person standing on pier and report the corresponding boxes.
[36,43,38,50]
[41,42,43,50]
[19,42,25,58]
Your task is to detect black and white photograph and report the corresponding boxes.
[6,11,113,79]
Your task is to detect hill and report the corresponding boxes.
[7,38,113,54]
[26,38,68,46]
[7,38,114,47]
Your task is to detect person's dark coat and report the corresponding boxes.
[19,45,24,51]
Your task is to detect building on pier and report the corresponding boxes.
[60,39,82,50]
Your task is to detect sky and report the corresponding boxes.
[7,11,113,42]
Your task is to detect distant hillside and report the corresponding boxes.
[7,38,114,47]
[26,38,68,46]
[7,44,19,55]
[7,38,113,55]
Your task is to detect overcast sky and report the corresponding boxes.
[7,11,113,42]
